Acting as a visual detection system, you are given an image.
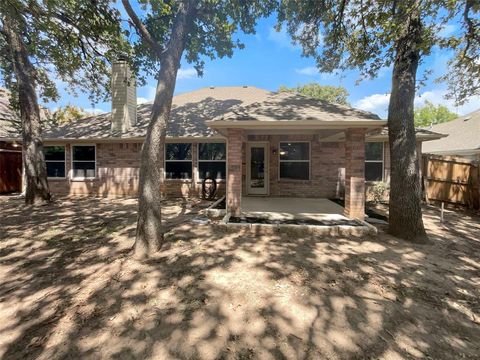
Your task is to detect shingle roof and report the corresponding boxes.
[44,86,272,139]
[42,86,386,140]
[366,127,446,141]
[213,91,381,122]
[422,109,480,154]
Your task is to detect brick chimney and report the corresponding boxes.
[111,58,136,133]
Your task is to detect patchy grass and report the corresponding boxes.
[0,196,479,359]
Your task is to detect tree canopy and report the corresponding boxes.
[414,101,458,127]
[126,0,276,83]
[278,83,350,105]
[0,0,129,107]
[278,1,479,104]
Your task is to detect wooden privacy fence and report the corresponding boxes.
[0,149,22,193]
[423,154,480,209]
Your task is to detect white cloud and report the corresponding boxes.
[177,68,198,79]
[137,97,149,104]
[354,93,390,117]
[83,108,106,115]
[295,66,318,76]
[267,27,296,49]
[354,89,480,118]
[294,66,336,80]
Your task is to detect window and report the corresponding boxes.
[198,143,226,180]
[44,146,65,178]
[72,145,96,179]
[165,143,192,179]
[365,142,384,181]
[279,142,310,180]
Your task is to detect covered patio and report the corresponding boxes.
[206,91,388,220]
[241,196,347,221]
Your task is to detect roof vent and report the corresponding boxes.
[242,85,248,88]
[464,117,470,121]
[209,86,215,89]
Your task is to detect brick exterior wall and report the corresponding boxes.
[365,141,423,201]
[344,129,366,220]
[45,134,420,218]
[48,142,142,196]
[47,141,225,198]
[226,129,244,215]
[246,134,345,198]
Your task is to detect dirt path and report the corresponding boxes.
[0,197,479,359]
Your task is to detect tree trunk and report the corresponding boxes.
[134,1,196,258]
[3,16,51,205]
[387,8,427,242]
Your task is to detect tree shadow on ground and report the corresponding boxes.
[0,197,479,359]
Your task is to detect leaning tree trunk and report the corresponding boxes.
[3,16,51,204]
[134,1,196,258]
[387,9,427,242]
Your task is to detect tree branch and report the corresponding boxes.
[121,0,164,58]
[462,0,480,61]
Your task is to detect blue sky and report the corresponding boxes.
[47,15,479,119]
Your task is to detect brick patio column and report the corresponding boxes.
[227,128,244,216]
[344,128,366,220]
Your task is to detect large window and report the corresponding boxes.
[44,146,65,178]
[165,143,192,179]
[365,142,384,181]
[279,142,310,180]
[72,145,96,179]
[198,143,226,180]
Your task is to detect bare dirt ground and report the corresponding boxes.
[0,196,479,360]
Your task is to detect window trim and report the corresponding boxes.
[44,145,66,180]
[164,142,193,181]
[71,144,97,180]
[197,142,227,182]
[365,141,385,182]
[278,141,311,181]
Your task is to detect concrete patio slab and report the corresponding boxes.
[241,197,346,221]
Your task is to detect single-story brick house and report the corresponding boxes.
[0,61,444,219]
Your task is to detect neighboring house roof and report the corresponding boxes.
[0,87,52,140]
[422,109,480,155]
[44,86,272,140]
[0,88,21,138]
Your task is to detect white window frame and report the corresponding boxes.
[197,142,227,182]
[164,142,193,181]
[71,144,97,180]
[365,141,385,182]
[278,141,311,181]
[44,145,66,180]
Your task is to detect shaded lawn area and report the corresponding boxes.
[0,196,479,360]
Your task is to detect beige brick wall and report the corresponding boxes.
[344,129,366,220]
[46,136,420,205]
[246,134,345,198]
[47,141,225,198]
[227,129,244,215]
